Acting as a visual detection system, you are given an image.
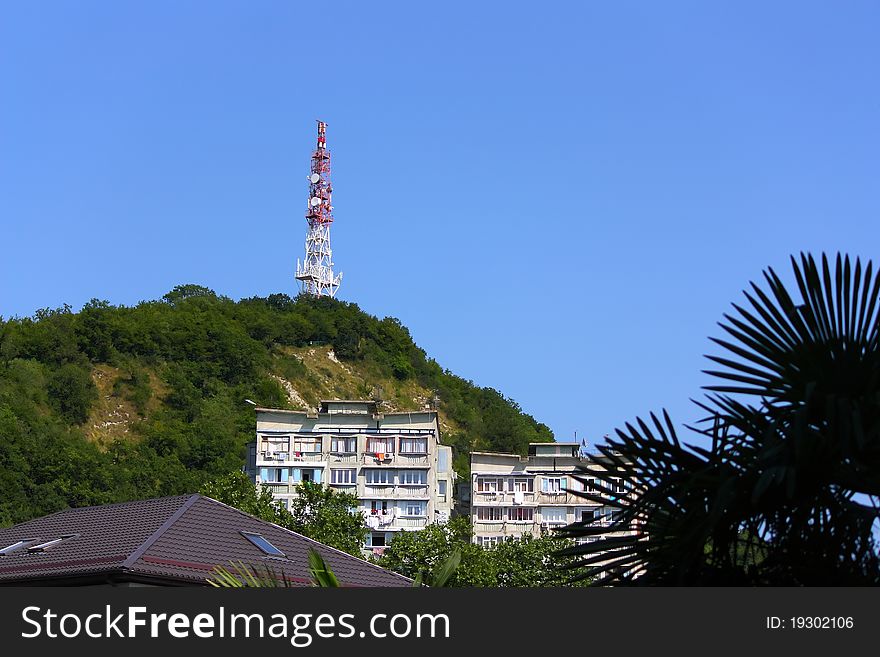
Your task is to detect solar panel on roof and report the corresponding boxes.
[240,531,285,557]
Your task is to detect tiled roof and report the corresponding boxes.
[0,495,411,587]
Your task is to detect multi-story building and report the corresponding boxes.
[246,400,454,556]
[470,442,634,547]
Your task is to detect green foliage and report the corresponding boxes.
[206,560,294,588]
[0,286,551,526]
[47,363,98,425]
[206,549,342,587]
[412,548,462,587]
[199,471,293,527]
[287,482,367,557]
[308,549,341,587]
[560,253,880,585]
[377,517,590,586]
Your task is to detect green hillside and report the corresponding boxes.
[0,285,553,526]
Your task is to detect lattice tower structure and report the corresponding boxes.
[295,120,342,297]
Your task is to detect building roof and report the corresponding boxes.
[0,495,411,587]
[528,442,581,447]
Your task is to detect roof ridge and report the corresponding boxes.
[121,494,201,571]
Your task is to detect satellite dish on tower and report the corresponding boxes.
[310,197,321,207]
[310,173,321,184]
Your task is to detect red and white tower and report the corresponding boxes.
[295,120,342,297]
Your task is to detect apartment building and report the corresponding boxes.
[470,442,634,547]
[247,400,454,555]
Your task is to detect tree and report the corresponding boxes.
[46,363,98,425]
[559,253,880,585]
[377,517,476,582]
[162,284,217,305]
[287,481,367,557]
[377,517,590,586]
[199,471,293,528]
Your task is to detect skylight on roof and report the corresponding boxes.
[0,539,39,556]
[27,534,79,553]
[240,531,285,557]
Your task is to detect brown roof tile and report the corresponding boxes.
[0,495,410,587]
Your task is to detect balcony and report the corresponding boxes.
[364,511,397,529]
[397,453,429,467]
[536,491,581,505]
[258,451,289,464]
[473,491,503,504]
[362,453,396,466]
[394,485,429,499]
[261,482,294,495]
[364,485,395,497]
[394,517,428,529]
[473,521,535,536]
[328,452,358,464]
[473,491,536,505]
[289,452,324,463]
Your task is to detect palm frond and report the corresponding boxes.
[561,253,880,585]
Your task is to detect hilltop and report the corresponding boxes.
[0,285,553,526]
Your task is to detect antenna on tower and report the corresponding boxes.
[295,120,343,297]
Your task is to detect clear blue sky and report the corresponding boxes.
[2,2,878,448]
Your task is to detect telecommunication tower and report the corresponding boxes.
[295,120,342,297]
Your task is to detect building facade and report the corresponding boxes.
[247,400,454,555]
[470,442,634,547]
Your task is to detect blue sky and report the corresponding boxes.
[1,2,878,447]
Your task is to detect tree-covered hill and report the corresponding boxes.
[0,285,552,526]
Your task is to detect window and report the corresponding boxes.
[367,500,389,514]
[398,470,427,485]
[404,501,426,517]
[399,437,428,454]
[0,539,39,556]
[366,437,395,454]
[508,507,534,522]
[26,534,79,553]
[330,436,357,453]
[330,468,356,485]
[293,436,322,453]
[438,449,448,472]
[580,509,598,523]
[262,436,289,457]
[366,533,386,548]
[612,479,627,494]
[438,480,447,496]
[240,532,285,557]
[476,536,502,548]
[365,469,393,485]
[593,507,616,522]
[583,478,598,492]
[476,477,503,493]
[475,507,503,522]
[541,477,567,493]
[508,477,534,492]
[292,468,322,484]
[259,467,288,483]
[542,507,567,524]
